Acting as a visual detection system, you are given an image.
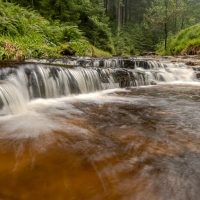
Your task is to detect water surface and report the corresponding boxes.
[0,83,200,199]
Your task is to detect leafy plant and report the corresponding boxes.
[157,23,200,55]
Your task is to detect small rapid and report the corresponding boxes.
[0,58,196,114]
[0,57,199,200]
[0,84,200,199]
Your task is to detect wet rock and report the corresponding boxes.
[163,56,171,59]
[140,52,157,56]
[150,80,157,85]
[114,69,144,87]
[99,60,104,67]
[193,67,200,71]
[114,69,131,87]
[0,60,22,68]
[123,60,136,69]
[196,73,200,79]
[186,61,195,66]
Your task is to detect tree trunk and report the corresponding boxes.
[104,0,108,12]
[118,0,121,30]
[164,0,168,50]
[164,23,168,50]
[30,0,34,7]
[181,15,185,30]
[122,0,125,26]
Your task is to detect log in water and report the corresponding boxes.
[0,58,199,199]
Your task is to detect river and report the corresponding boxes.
[0,57,199,199]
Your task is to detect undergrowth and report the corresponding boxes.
[0,0,110,60]
[156,23,200,55]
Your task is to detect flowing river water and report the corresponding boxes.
[0,57,200,199]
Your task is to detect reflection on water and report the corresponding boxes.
[0,84,200,199]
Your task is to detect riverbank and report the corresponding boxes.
[1,55,200,69]
[0,0,112,61]
[156,23,200,56]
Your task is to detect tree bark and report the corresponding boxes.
[118,0,121,29]
[30,0,34,7]
[164,23,168,50]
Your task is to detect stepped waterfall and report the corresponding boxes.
[0,58,194,114]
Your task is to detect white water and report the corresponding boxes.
[0,66,199,200]
[0,60,196,115]
[0,82,199,152]
[0,58,200,200]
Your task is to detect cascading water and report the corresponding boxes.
[0,57,200,200]
[0,58,195,114]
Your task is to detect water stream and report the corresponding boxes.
[0,58,199,199]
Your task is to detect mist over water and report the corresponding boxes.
[0,59,200,199]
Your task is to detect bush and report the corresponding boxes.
[0,0,95,59]
[157,23,200,55]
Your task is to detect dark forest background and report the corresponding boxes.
[2,0,200,55]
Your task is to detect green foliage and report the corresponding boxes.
[157,23,200,55]
[39,0,80,24]
[113,23,156,55]
[144,0,200,51]
[0,0,82,41]
[0,0,92,60]
[78,0,114,53]
[67,39,111,57]
[3,0,200,57]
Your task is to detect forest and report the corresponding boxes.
[1,0,200,58]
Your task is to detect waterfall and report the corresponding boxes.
[0,80,27,115]
[0,58,195,114]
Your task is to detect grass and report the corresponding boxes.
[157,23,200,55]
[66,40,111,57]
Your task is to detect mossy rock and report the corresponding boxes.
[60,46,76,56]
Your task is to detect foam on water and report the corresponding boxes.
[0,89,131,154]
[0,83,200,199]
[0,59,198,156]
[159,81,200,86]
[0,89,131,138]
[0,81,198,141]
[0,59,197,115]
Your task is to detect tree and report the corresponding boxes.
[39,0,80,24]
[145,0,186,50]
[79,0,113,52]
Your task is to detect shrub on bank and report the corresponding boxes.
[157,23,200,55]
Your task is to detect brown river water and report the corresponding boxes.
[0,83,200,200]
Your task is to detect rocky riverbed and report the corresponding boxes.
[0,55,200,79]
[138,55,200,79]
[138,54,200,68]
[0,55,200,66]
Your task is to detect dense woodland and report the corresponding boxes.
[1,0,200,58]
